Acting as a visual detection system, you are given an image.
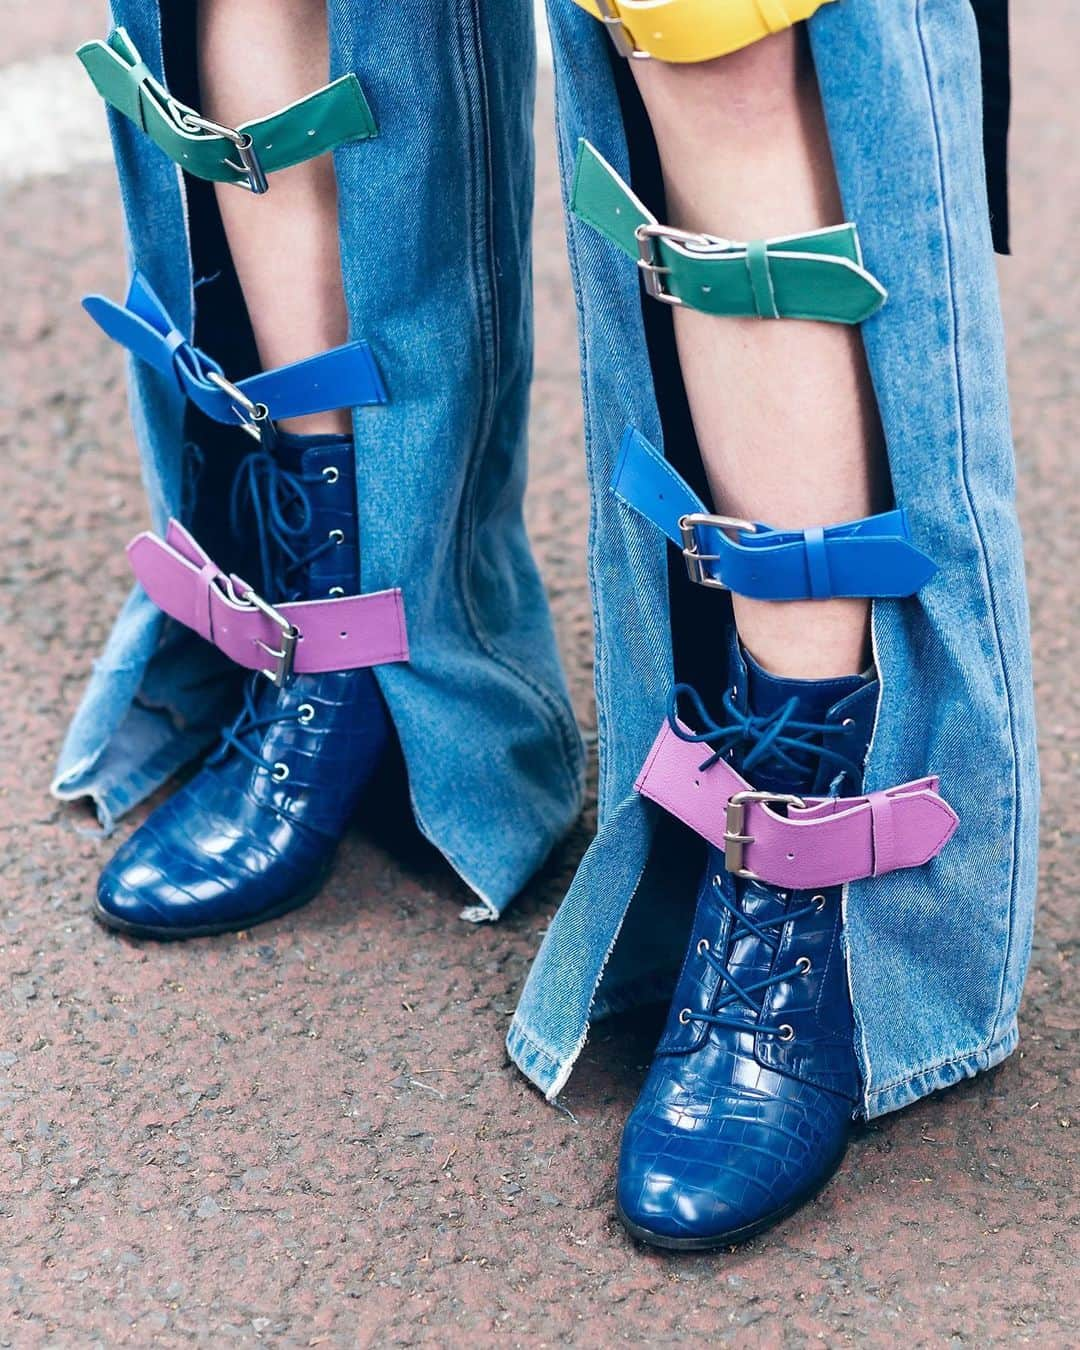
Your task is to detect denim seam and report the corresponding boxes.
[571,265,610,809]
[557,55,676,818]
[449,0,585,811]
[118,2,195,524]
[552,823,655,1099]
[84,0,197,824]
[546,40,613,813]
[915,0,1021,1050]
[847,602,889,1108]
[507,1018,562,1067]
[507,1020,568,1096]
[870,1022,1017,1097]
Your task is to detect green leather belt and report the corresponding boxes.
[77,27,377,193]
[570,140,886,324]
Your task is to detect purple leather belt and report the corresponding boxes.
[635,721,958,889]
[128,520,409,685]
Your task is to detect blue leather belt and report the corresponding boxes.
[611,428,936,600]
[83,273,386,434]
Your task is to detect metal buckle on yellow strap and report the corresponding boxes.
[594,0,649,59]
[577,0,837,64]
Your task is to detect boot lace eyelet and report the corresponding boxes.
[812,893,827,911]
[297,704,315,725]
[328,529,345,545]
[795,955,812,974]
[678,1008,693,1026]
[271,762,289,782]
[322,465,340,484]
[696,938,710,956]
[777,1024,795,1042]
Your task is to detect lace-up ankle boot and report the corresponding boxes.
[95,432,391,938]
[616,639,877,1249]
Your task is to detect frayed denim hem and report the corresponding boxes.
[505,1018,575,1104]
[863,1019,1020,1119]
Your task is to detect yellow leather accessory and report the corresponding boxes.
[574,0,836,62]
[571,140,886,324]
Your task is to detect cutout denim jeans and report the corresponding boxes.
[507,0,1038,1118]
[56,0,1037,1118]
[54,0,586,918]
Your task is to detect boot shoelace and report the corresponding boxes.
[667,682,863,784]
[207,676,315,779]
[666,682,864,1042]
[208,449,344,781]
[684,883,827,1040]
[230,449,341,601]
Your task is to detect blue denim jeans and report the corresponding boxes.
[53,0,585,917]
[57,0,1037,1119]
[507,0,1039,1118]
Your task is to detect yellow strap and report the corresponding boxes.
[574,0,836,63]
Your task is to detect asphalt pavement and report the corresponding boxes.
[0,3,1075,1344]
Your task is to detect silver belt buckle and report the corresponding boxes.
[225,578,299,686]
[180,110,269,194]
[634,223,730,306]
[724,791,807,878]
[678,512,757,589]
[205,370,271,442]
[594,0,650,59]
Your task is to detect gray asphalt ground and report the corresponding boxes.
[0,3,1076,1344]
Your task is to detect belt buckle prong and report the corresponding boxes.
[205,370,271,442]
[724,790,807,878]
[634,223,726,306]
[179,110,269,194]
[678,512,757,589]
[224,578,299,686]
[594,0,650,59]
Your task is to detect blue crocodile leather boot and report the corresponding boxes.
[616,640,877,1249]
[95,431,391,938]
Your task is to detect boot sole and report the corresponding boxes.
[615,1153,844,1253]
[91,870,329,942]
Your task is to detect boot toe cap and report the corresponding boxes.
[95,779,327,938]
[96,823,255,936]
[96,851,191,934]
[616,1077,851,1248]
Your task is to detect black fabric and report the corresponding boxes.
[972,0,1010,254]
